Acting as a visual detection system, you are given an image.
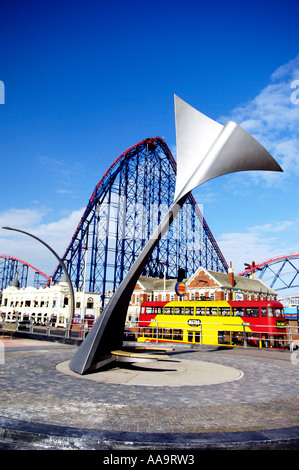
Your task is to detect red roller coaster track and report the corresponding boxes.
[238,252,299,276]
[0,254,51,280]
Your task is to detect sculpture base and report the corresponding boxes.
[80,346,172,373]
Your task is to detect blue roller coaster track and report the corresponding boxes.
[50,137,228,304]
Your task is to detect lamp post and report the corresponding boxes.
[2,226,75,326]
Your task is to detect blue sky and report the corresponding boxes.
[0,0,299,294]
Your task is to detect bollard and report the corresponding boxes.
[288,325,293,352]
[65,321,70,339]
[243,323,250,348]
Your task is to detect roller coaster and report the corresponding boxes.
[0,254,50,290]
[239,253,299,292]
[0,137,228,298]
[49,137,228,304]
[1,137,298,303]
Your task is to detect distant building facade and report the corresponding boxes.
[0,264,279,329]
[0,275,102,327]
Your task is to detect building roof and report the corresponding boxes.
[137,268,277,296]
[206,270,277,295]
[138,276,183,292]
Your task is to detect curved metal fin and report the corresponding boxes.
[174,95,283,202]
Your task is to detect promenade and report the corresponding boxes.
[0,337,298,450]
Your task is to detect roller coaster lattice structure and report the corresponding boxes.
[0,255,50,290]
[51,137,228,304]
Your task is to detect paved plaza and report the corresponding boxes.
[0,337,299,450]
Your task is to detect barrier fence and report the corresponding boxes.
[1,318,298,350]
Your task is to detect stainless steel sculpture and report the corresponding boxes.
[69,95,283,374]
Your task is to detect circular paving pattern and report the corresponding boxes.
[57,357,243,386]
[1,338,299,449]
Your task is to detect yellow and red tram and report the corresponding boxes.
[137,299,287,349]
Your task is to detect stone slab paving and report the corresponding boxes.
[0,338,299,449]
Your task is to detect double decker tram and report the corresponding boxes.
[137,300,287,349]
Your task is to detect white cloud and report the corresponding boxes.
[0,207,85,276]
[219,54,299,182]
[218,231,277,273]
[0,208,46,230]
[215,55,299,276]
[218,217,299,274]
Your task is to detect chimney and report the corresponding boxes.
[228,261,235,287]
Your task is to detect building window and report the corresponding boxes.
[87,298,94,309]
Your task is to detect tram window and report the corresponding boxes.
[155,307,163,315]
[268,307,274,317]
[219,307,230,316]
[174,307,184,315]
[195,307,205,316]
[248,333,259,347]
[194,331,201,343]
[164,307,173,315]
[261,307,267,317]
[232,331,244,346]
[162,328,172,339]
[184,307,193,315]
[218,331,230,345]
[173,329,183,340]
[261,335,268,348]
[269,335,276,347]
[245,308,259,317]
[144,327,155,338]
[277,335,286,348]
[233,308,244,316]
[275,309,283,317]
[206,307,217,315]
[146,307,154,314]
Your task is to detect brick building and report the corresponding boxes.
[126,263,278,325]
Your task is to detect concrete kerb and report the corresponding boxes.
[0,417,299,450]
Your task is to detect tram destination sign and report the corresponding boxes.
[188,319,201,327]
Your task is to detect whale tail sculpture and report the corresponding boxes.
[173,95,282,202]
[69,95,282,375]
